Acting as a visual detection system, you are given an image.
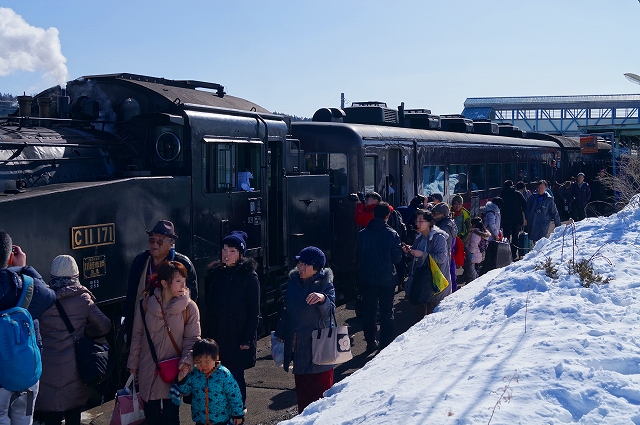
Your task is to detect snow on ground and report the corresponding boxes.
[281,199,640,425]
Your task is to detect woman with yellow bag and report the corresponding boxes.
[403,209,452,324]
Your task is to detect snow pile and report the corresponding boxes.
[282,199,640,424]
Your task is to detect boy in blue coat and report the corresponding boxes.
[178,338,244,425]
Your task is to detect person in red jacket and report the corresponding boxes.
[354,192,382,227]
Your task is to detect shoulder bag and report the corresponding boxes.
[139,298,185,383]
[55,300,109,386]
[311,309,352,365]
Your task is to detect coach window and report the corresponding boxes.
[469,164,486,192]
[304,153,348,197]
[504,162,516,183]
[487,163,502,189]
[364,156,376,193]
[422,165,444,195]
[538,162,547,180]
[449,164,468,193]
[517,163,528,183]
[529,162,541,182]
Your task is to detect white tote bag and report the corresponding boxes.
[110,374,145,425]
[311,312,352,365]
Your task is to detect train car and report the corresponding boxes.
[1,73,331,338]
[292,104,562,297]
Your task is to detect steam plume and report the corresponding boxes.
[0,7,68,87]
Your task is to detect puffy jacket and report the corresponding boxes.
[178,365,244,424]
[525,192,561,242]
[37,283,110,412]
[203,258,260,371]
[275,268,335,375]
[356,218,402,287]
[482,202,502,241]
[127,288,201,402]
[0,266,56,355]
[123,250,198,344]
[465,228,491,264]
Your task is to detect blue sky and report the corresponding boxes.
[2,0,640,117]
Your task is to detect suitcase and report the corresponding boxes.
[481,241,512,275]
[517,232,534,257]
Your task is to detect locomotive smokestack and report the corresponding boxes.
[38,96,52,119]
[17,93,32,117]
[58,88,69,119]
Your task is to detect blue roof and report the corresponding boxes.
[464,94,640,110]
[461,107,492,120]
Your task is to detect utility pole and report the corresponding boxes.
[341,93,345,109]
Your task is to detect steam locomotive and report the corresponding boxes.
[0,73,611,335]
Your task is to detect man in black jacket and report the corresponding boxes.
[0,230,56,423]
[500,180,527,260]
[356,202,403,352]
[122,220,198,347]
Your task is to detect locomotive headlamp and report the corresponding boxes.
[155,132,181,162]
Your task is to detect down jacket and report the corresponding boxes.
[482,202,502,241]
[178,365,244,424]
[465,228,491,264]
[275,268,336,375]
[525,192,561,242]
[127,288,201,402]
[203,258,260,371]
[37,283,111,412]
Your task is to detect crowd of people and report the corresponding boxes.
[0,172,600,425]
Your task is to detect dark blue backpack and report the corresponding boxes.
[0,275,42,391]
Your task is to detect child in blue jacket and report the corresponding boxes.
[178,338,244,425]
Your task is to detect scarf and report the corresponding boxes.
[48,276,80,291]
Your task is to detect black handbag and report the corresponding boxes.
[55,300,109,386]
[407,262,434,305]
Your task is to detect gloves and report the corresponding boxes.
[169,384,182,406]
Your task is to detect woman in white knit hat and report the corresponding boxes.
[35,255,110,425]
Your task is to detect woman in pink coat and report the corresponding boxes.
[127,261,200,425]
[464,217,491,282]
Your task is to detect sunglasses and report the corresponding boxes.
[148,238,169,246]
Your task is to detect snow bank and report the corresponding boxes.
[282,200,640,424]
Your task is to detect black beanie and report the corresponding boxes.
[222,231,248,255]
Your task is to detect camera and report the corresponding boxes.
[349,192,365,202]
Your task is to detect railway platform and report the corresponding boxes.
[75,290,418,425]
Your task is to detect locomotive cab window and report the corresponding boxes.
[304,153,348,197]
[423,165,444,195]
[202,138,261,193]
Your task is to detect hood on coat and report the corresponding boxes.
[288,267,334,285]
[470,228,491,239]
[484,202,501,214]
[55,283,96,301]
[429,225,449,241]
[208,256,257,275]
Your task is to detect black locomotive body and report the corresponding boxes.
[1,73,329,335]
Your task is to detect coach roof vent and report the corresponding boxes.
[403,108,440,130]
[440,115,473,133]
[343,101,398,125]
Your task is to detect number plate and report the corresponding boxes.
[71,223,115,249]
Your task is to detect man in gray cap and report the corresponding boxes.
[122,220,198,347]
